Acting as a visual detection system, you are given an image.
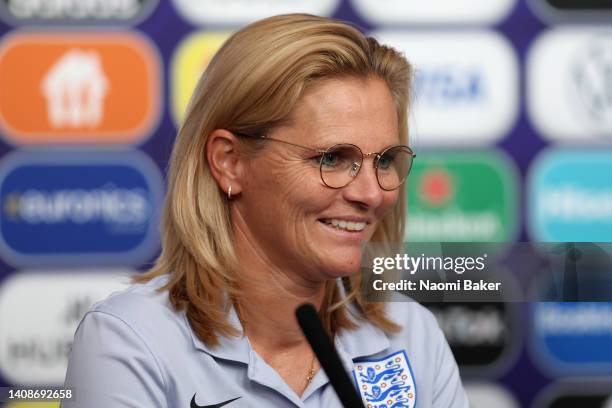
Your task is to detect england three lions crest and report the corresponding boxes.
[352,350,417,408]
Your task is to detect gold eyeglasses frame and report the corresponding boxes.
[233,132,416,191]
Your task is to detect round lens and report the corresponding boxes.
[376,146,414,190]
[320,144,362,188]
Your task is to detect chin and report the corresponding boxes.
[321,255,362,279]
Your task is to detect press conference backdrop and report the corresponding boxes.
[0,0,611,407]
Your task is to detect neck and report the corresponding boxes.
[236,276,325,351]
[232,210,326,351]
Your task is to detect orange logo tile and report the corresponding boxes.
[0,32,161,145]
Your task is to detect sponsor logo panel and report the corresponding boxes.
[528,150,612,242]
[171,31,231,125]
[424,267,522,374]
[426,302,515,369]
[406,151,518,242]
[374,31,518,146]
[546,393,612,408]
[527,29,612,142]
[171,0,340,25]
[465,383,520,408]
[5,403,59,408]
[531,302,612,375]
[0,271,131,385]
[0,32,161,145]
[545,0,612,9]
[351,0,516,25]
[529,242,612,303]
[0,151,163,266]
[533,383,612,408]
[0,0,159,26]
[528,0,612,23]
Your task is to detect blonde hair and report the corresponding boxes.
[135,14,412,346]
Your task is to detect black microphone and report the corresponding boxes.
[295,303,365,408]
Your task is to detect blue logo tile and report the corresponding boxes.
[0,151,163,266]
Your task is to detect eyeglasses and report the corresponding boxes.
[234,132,416,191]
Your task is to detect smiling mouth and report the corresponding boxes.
[319,218,367,232]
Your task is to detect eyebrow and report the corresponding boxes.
[308,133,400,152]
[237,131,402,154]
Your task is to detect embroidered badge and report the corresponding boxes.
[352,350,417,408]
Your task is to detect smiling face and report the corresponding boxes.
[232,76,401,281]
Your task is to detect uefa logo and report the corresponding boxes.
[527,28,612,142]
[571,36,612,131]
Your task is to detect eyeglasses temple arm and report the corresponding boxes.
[233,132,324,153]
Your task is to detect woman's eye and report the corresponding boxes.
[378,155,393,170]
[317,152,340,167]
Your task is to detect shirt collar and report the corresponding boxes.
[334,278,390,359]
[185,306,251,364]
[186,284,391,364]
[335,302,390,360]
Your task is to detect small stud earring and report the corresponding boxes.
[227,185,232,200]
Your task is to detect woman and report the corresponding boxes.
[63,14,468,408]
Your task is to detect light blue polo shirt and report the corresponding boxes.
[62,275,468,408]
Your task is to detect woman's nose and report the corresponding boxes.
[342,160,384,209]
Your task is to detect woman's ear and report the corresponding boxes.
[206,129,245,198]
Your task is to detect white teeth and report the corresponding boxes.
[324,219,366,231]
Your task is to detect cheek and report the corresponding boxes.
[281,176,334,218]
[245,158,326,214]
[378,190,400,217]
[267,162,324,203]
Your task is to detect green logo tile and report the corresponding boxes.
[405,151,518,242]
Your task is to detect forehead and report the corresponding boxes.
[284,76,400,150]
